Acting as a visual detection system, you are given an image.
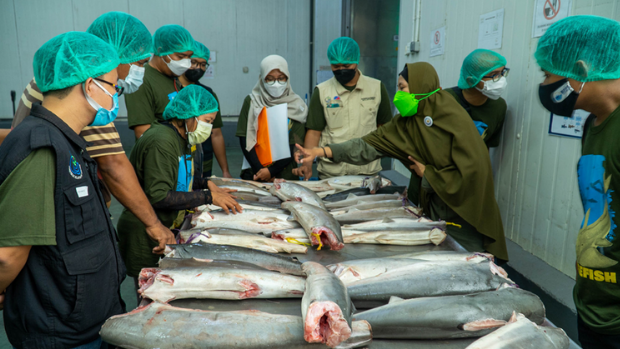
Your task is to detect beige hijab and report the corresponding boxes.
[246,55,308,151]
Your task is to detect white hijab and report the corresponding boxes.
[246,55,308,151]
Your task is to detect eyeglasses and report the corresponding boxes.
[482,68,510,82]
[191,60,209,70]
[95,78,124,96]
[264,77,288,85]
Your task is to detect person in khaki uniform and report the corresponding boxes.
[295,37,392,179]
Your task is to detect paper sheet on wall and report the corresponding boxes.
[204,65,215,79]
[241,103,290,170]
[208,51,216,63]
[430,26,446,57]
[478,9,504,49]
[548,109,588,139]
[532,0,572,38]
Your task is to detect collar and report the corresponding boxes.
[30,104,89,150]
[335,70,365,95]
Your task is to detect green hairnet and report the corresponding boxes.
[535,15,620,82]
[33,31,120,93]
[86,11,153,64]
[327,37,360,65]
[191,40,210,61]
[163,85,219,120]
[153,24,194,56]
[458,49,507,89]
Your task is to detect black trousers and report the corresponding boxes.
[578,316,620,349]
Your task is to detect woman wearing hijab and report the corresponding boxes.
[295,62,508,261]
[236,55,308,182]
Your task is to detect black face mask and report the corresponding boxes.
[333,68,357,86]
[185,68,206,83]
[538,78,584,117]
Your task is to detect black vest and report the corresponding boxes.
[0,105,125,348]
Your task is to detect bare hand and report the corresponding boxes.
[295,144,320,165]
[222,171,233,179]
[253,168,272,182]
[212,190,242,215]
[145,222,176,254]
[292,163,313,181]
[408,156,426,178]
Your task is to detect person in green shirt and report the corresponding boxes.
[296,37,393,180]
[447,49,509,148]
[295,62,508,262]
[175,40,231,178]
[125,24,194,139]
[117,85,241,281]
[236,54,307,182]
[536,15,620,348]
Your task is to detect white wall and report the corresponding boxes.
[312,0,342,87]
[396,0,620,278]
[0,0,312,118]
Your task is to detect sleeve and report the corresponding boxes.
[288,119,306,146]
[125,80,157,129]
[210,89,224,129]
[268,144,295,176]
[235,96,252,137]
[152,190,212,210]
[80,122,125,158]
[305,87,327,131]
[376,83,394,125]
[140,140,182,204]
[329,138,384,165]
[12,78,42,128]
[0,148,56,247]
[485,101,507,148]
[239,137,264,173]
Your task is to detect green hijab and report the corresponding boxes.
[362,62,507,260]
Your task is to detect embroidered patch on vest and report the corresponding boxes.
[69,155,83,179]
[424,116,433,127]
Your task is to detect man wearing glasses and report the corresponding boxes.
[446,49,509,148]
[9,12,175,252]
[174,41,232,179]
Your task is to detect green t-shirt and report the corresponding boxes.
[0,148,56,247]
[446,87,507,148]
[574,106,620,335]
[125,63,176,129]
[117,122,195,277]
[236,95,306,179]
[306,82,393,131]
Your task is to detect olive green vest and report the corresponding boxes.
[317,72,382,178]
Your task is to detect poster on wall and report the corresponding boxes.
[204,65,215,79]
[532,0,572,38]
[429,26,446,57]
[208,51,217,63]
[548,109,589,139]
[478,9,504,49]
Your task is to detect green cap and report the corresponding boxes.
[458,49,507,89]
[535,15,620,82]
[163,85,219,120]
[33,31,120,93]
[191,40,210,61]
[153,24,194,57]
[87,11,153,64]
[327,37,360,65]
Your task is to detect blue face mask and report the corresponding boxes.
[83,79,119,126]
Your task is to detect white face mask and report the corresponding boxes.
[166,55,191,76]
[476,76,507,100]
[185,118,213,145]
[264,80,287,98]
[117,64,145,94]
